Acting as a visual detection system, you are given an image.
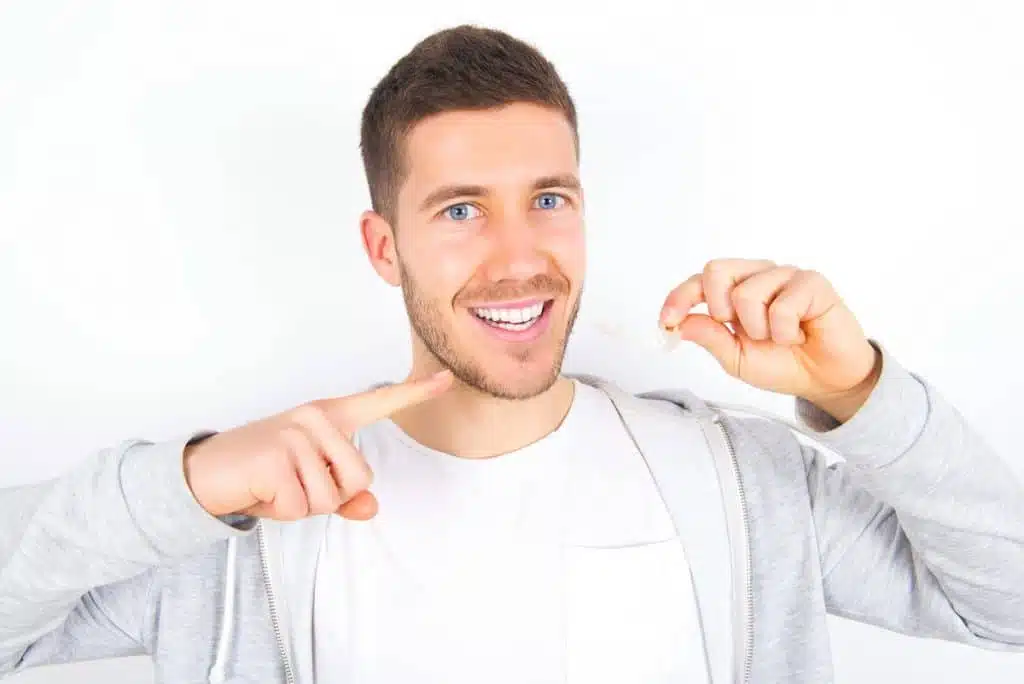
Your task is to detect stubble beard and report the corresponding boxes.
[397,256,580,400]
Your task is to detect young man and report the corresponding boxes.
[2,24,1023,684]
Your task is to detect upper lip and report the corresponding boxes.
[466,298,551,309]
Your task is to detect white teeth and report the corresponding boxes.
[473,302,544,323]
[472,302,545,329]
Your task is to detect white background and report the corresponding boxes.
[2,0,1022,682]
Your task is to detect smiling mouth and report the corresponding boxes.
[470,300,550,331]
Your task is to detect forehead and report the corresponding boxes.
[399,103,578,200]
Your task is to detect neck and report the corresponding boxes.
[390,368,576,459]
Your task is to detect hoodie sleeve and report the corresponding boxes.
[796,341,1024,648]
[0,435,257,675]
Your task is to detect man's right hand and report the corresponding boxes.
[183,370,454,522]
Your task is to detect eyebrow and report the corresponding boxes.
[417,173,582,213]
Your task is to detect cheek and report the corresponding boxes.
[411,236,483,300]
[545,222,586,283]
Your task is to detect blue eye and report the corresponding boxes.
[535,193,566,210]
[444,203,480,221]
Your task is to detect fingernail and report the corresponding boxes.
[661,307,682,329]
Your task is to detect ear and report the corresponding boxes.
[360,210,402,287]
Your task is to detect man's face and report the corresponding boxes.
[385,103,585,400]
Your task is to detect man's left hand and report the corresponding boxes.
[660,259,882,422]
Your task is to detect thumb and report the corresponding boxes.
[336,490,379,521]
[675,314,741,375]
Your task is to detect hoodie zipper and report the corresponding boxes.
[712,415,754,684]
[257,521,297,684]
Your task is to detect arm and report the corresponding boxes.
[2,372,448,676]
[0,436,255,675]
[797,344,1024,648]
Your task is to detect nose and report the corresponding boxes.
[481,210,550,282]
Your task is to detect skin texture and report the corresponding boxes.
[185,370,455,521]
[659,259,881,424]
[360,103,586,460]
[361,104,586,402]
[361,102,880,447]
[186,102,882,523]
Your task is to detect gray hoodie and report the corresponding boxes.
[2,341,1024,683]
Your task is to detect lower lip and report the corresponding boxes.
[470,301,554,343]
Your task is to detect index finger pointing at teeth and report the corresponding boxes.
[325,369,454,433]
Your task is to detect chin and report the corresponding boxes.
[452,355,564,401]
[476,375,561,401]
[409,295,575,400]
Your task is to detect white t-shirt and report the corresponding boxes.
[312,381,709,683]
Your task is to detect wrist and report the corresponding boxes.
[803,342,882,424]
[182,433,223,516]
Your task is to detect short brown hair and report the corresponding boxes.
[360,25,579,224]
